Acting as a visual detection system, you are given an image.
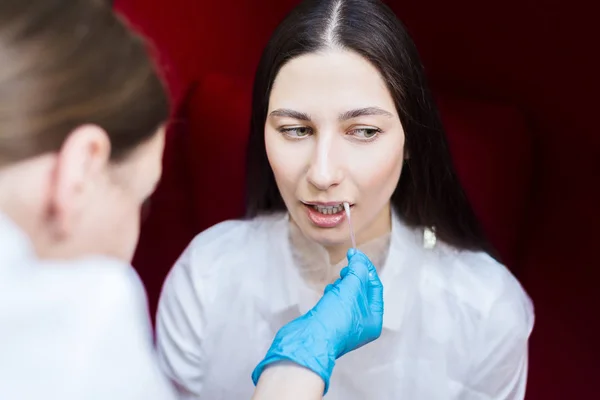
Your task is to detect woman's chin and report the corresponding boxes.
[289,211,351,247]
[301,223,350,247]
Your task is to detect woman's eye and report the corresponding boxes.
[280,126,312,138]
[350,127,381,140]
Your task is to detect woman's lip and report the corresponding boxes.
[304,204,347,228]
[302,201,354,206]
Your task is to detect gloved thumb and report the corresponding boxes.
[347,249,383,314]
[343,249,370,292]
[368,270,384,314]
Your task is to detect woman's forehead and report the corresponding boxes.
[269,50,394,114]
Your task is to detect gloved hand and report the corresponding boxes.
[251,248,384,394]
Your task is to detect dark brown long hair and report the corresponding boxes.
[0,0,169,166]
[246,0,494,255]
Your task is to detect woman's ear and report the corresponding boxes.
[48,124,111,238]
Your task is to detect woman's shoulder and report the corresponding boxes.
[431,243,534,329]
[172,212,287,276]
[32,256,151,335]
[408,242,535,348]
[188,212,286,251]
[439,247,535,362]
[158,213,289,319]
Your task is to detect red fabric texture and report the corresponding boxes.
[184,75,251,228]
[435,94,534,270]
[115,0,599,398]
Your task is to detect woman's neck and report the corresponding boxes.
[328,204,392,264]
[287,205,393,290]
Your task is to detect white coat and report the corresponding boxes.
[0,212,176,400]
[156,211,534,400]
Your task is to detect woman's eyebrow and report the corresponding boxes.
[268,106,393,122]
[339,107,393,121]
[269,108,312,121]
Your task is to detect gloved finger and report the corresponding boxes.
[347,249,380,285]
[347,248,358,259]
[340,266,349,279]
[347,250,383,313]
[359,257,383,314]
[348,249,377,275]
[368,272,384,314]
[324,277,342,293]
[340,250,370,294]
[347,250,375,283]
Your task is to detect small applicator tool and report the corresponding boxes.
[343,202,357,249]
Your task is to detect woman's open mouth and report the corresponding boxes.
[302,202,353,228]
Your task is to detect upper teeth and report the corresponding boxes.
[313,204,344,214]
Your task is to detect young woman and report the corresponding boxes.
[0,1,383,399]
[156,0,535,399]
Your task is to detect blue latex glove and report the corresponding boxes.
[251,248,384,394]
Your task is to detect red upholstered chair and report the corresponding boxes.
[116,1,599,398]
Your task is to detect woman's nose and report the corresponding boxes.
[306,136,343,190]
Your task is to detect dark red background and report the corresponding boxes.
[115,1,599,398]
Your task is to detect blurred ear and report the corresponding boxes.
[49,124,111,237]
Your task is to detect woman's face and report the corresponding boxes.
[265,49,405,260]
